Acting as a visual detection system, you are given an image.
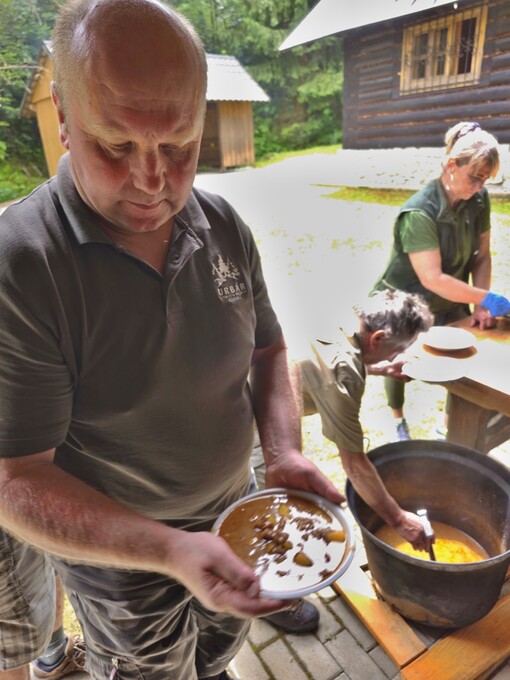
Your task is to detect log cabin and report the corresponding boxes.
[280,0,510,149]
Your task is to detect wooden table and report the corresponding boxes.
[434,317,510,452]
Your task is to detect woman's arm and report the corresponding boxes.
[408,248,488,304]
[469,231,495,327]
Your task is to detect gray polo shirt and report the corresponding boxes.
[0,155,282,529]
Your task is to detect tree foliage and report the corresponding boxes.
[0,0,342,171]
[0,0,62,165]
[173,0,343,155]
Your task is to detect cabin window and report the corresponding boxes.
[400,4,488,94]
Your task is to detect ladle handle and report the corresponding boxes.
[417,508,437,561]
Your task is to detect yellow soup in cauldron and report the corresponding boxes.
[375,520,489,563]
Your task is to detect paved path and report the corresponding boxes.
[57,562,510,680]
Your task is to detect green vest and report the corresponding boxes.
[373,179,489,313]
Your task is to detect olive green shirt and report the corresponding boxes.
[300,330,365,452]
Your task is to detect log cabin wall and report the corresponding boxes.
[342,0,510,149]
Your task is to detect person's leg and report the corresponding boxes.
[192,598,251,679]
[385,377,411,440]
[0,531,54,679]
[58,563,200,680]
[31,574,86,679]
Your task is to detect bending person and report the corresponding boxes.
[372,121,509,440]
[298,290,434,550]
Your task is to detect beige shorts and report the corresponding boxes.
[0,530,55,670]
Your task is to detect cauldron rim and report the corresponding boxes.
[365,439,510,486]
[351,518,510,571]
[346,439,510,571]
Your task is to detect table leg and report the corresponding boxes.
[447,393,510,453]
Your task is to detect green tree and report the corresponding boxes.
[0,0,342,175]
[173,0,343,155]
[0,0,60,167]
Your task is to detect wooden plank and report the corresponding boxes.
[333,548,426,668]
[401,594,510,680]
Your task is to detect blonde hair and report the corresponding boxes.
[444,121,500,178]
[51,0,207,116]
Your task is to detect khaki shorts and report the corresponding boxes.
[0,530,55,670]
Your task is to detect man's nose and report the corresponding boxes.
[131,150,165,194]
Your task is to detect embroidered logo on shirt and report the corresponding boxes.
[212,254,247,302]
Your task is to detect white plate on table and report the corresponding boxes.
[212,488,355,599]
[421,326,475,351]
[403,355,466,382]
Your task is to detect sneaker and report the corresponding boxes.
[396,419,411,441]
[32,635,86,679]
[263,598,319,634]
[202,671,236,680]
[435,426,447,441]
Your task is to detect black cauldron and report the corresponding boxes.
[346,440,510,628]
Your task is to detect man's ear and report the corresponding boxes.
[369,329,386,348]
[51,82,70,150]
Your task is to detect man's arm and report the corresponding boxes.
[338,447,431,551]
[0,449,288,618]
[250,336,343,505]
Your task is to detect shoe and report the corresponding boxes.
[396,419,411,441]
[435,426,447,441]
[202,671,235,680]
[32,635,86,679]
[263,598,319,634]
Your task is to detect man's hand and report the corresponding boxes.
[393,510,435,553]
[264,449,344,505]
[166,530,289,618]
[367,359,412,382]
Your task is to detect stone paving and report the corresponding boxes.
[62,575,510,680]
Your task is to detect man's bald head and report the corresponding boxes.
[51,0,207,118]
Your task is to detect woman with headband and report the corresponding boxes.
[372,121,509,441]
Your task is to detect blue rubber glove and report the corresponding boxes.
[480,291,510,317]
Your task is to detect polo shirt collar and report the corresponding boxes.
[56,154,112,246]
[56,153,211,245]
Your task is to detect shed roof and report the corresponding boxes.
[279,0,458,50]
[20,43,269,118]
[206,54,269,102]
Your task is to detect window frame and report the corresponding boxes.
[399,3,488,95]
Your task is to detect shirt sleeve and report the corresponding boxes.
[233,209,282,349]
[0,270,74,456]
[300,345,365,452]
[399,211,440,253]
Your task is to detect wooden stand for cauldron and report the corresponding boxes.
[333,535,510,680]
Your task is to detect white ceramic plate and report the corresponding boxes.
[403,356,466,382]
[212,488,355,599]
[421,326,475,351]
